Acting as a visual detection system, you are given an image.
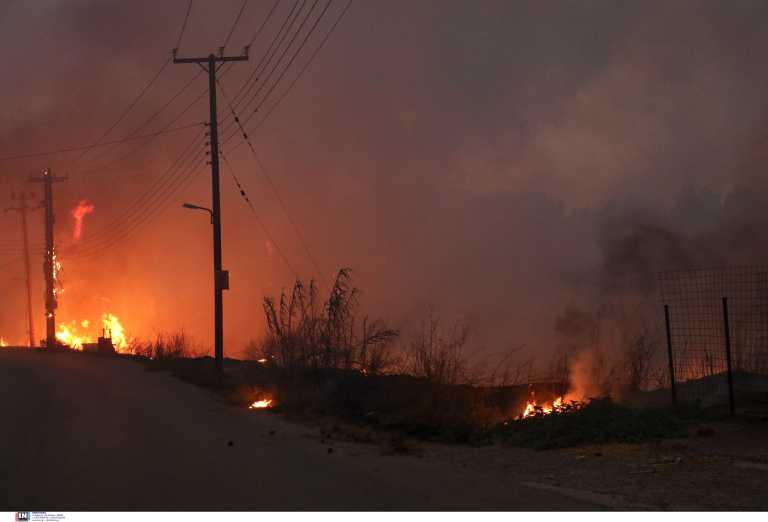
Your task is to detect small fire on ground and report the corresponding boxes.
[0,338,7,348]
[520,396,564,419]
[248,398,273,409]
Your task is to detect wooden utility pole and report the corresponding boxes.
[29,169,66,348]
[5,190,39,347]
[173,49,248,374]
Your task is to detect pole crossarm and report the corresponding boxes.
[173,56,249,64]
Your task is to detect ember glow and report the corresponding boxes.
[248,398,273,409]
[71,200,95,241]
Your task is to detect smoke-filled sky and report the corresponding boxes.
[2,1,768,362]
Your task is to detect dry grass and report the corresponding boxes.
[253,268,400,375]
[132,331,194,361]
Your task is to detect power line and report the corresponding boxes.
[252,0,352,129]
[65,140,207,258]
[219,0,298,119]
[246,0,282,47]
[79,68,206,169]
[0,122,202,163]
[221,0,341,146]
[74,58,171,165]
[175,0,194,52]
[225,0,318,134]
[222,0,249,49]
[239,0,331,130]
[66,132,205,251]
[71,0,196,173]
[221,0,305,119]
[78,85,208,176]
[217,80,327,285]
[221,150,300,279]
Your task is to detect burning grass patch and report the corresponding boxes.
[497,398,687,449]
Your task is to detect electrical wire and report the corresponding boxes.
[238,0,331,130]
[175,0,194,52]
[67,132,205,250]
[65,141,207,258]
[217,0,305,137]
[223,0,316,136]
[220,0,339,146]
[246,0,282,48]
[0,122,202,163]
[222,0,249,49]
[251,0,352,129]
[217,81,327,284]
[221,151,300,279]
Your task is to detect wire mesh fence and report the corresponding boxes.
[658,266,768,409]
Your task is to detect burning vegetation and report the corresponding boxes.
[55,313,131,352]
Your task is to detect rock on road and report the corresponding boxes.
[0,349,595,510]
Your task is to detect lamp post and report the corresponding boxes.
[182,202,213,223]
[181,202,228,375]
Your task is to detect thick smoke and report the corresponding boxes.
[2,1,768,365]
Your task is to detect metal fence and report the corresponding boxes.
[658,266,768,411]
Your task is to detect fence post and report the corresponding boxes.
[722,297,736,415]
[664,304,678,409]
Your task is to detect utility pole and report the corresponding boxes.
[29,169,66,349]
[173,49,248,374]
[5,190,39,347]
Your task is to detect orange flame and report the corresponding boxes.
[0,338,7,348]
[56,321,92,350]
[520,396,564,419]
[55,313,131,353]
[71,200,95,241]
[249,398,273,409]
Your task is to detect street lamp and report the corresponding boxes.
[180,200,230,377]
[182,202,213,223]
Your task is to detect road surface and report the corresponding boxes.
[0,349,595,510]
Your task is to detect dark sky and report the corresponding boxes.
[2,1,768,364]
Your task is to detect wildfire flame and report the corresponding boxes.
[55,313,131,352]
[71,200,95,241]
[0,338,7,348]
[52,250,62,298]
[102,313,128,350]
[248,398,273,409]
[50,253,132,353]
[520,396,564,419]
[55,321,92,350]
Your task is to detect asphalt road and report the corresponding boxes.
[0,349,595,510]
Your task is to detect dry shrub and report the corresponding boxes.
[406,315,471,386]
[619,323,662,393]
[256,268,399,374]
[132,331,193,360]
